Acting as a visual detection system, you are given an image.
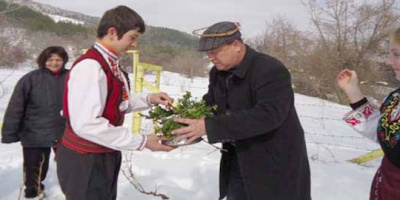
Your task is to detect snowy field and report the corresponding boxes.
[0,67,381,200]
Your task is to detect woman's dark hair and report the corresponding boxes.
[36,46,68,68]
[97,5,145,39]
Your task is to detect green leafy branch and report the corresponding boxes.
[144,91,216,138]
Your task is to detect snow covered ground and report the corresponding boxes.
[0,67,381,200]
[43,14,85,25]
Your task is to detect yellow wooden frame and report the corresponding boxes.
[126,50,162,134]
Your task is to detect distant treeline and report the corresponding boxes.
[0,1,93,36]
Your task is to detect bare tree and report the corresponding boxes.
[247,16,321,97]
[306,0,399,65]
[163,52,209,79]
[248,0,399,103]
[305,0,400,102]
[0,34,28,68]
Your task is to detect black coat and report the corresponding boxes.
[204,46,311,200]
[1,67,68,147]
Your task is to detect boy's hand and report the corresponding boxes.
[145,135,176,151]
[149,92,174,109]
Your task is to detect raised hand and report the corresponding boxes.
[336,69,358,90]
[336,69,364,103]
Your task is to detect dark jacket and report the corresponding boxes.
[1,67,68,147]
[204,46,311,200]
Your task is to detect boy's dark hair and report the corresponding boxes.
[37,46,68,68]
[97,5,145,39]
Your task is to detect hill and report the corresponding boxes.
[0,0,206,77]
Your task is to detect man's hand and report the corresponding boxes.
[145,135,176,151]
[336,69,364,103]
[149,92,174,109]
[172,118,206,144]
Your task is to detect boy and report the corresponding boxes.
[57,6,174,199]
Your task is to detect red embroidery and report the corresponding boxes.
[108,58,119,77]
[108,58,129,101]
[391,138,396,146]
[362,105,374,119]
[345,117,361,126]
[380,131,385,139]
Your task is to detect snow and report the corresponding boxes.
[0,66,381,200]
[43,13,85,25]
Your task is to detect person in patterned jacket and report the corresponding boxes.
[337,27,400,200]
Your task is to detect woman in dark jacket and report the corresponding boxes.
[1,46,69,198]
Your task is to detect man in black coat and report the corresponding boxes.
[173,21,311,200]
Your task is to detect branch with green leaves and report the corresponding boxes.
[143,91,216,139]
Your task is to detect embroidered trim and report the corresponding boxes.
[107,58,129,101]
[372,168,381,200]
[94,42,118,61]
[378,93,400,148]
[345,117,361,126]
[344,103,374,126]
[362,104,374,119]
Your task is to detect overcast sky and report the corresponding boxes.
[31,0,312,38]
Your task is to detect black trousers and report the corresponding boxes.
[22,147,51,197]
[57,143,122,200]
[226,150,248,200]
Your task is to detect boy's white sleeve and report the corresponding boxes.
[68,59,147,151]
[126,92,152,113]
[343,102,379,143]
